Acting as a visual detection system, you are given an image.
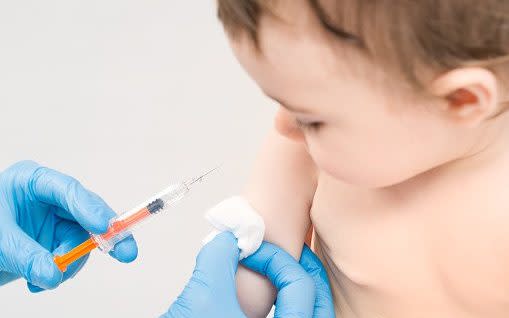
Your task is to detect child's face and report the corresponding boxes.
[229,0,468,188]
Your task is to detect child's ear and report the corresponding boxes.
[428,67,498,127]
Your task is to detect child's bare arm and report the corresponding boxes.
[236,129,317,318]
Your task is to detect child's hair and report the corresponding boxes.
[217,0,509,88]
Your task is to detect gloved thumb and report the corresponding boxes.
[163,233,245,318]
[193,232,240,290]
[0,224,62,290]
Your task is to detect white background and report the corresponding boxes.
[0,1,274,317]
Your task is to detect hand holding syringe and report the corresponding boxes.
[54,167,217,272]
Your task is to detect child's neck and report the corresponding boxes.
[387,111,509,195]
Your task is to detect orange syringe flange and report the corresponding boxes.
[54,238,98,272]
[53,207,152,272]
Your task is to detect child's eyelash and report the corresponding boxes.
[296,119,323,131]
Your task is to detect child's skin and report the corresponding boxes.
[230,0,509,317]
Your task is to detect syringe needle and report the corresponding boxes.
[187,166,221,187]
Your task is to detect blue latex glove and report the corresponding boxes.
[163,232,335,318]
[243,241,336,317]
[0,161,138,292]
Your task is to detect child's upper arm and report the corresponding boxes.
[236,128,317,318]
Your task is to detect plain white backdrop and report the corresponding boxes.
[0,1,274,317]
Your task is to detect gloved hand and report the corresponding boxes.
[0,161,138,292]
[243,241,336,318]
[163,232,335,318]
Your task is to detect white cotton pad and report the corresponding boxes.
[203,196,265,259]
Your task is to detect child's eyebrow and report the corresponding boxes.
[265,93,312,114]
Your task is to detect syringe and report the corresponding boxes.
[53,168,217,272]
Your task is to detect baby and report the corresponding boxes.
[217,0,509,317]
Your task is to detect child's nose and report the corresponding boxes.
[274,107,305,142]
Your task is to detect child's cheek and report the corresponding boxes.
[305,136,355,183]
[306,135,398,188]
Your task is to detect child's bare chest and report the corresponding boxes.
[311,171,509,318]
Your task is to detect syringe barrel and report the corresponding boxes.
[92,230,132,252]
[91,206,150,252]
[91,182,190,252]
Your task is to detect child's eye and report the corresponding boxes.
[295,119,324,131]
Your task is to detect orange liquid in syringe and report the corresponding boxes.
[102,208,150,240]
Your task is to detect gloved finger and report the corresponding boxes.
[0,271,19,286]
[27,252,89,293]
[108,235,138,263]
[241,242,315,318]
[195,231,240,278]
[27,253,89,293]
[27,220,91,293]
[300,245,335,318]
[192,232,240,291]
[0,224,62,290]
[164,232,242,318]
[54,221,91,278]
[23,162,115,234]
